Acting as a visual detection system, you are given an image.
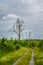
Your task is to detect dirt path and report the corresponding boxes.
[13,50,28,65]
[30,50,34,65]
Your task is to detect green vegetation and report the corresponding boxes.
[0,47,27,65]
[17,48,32,65]
[34,47,43,65]
[34,40,43,65]
[0,38,43,65]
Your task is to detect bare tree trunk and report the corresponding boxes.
[18,24,21,40]
[29,31,31,40]
[10,18,24,40]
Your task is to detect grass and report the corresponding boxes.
[16,48,32,65]
[0,50,9,58]
[0,47,27,65]
[0,39,43,65]
[34,47,43,65]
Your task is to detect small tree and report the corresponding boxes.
[10,18,24,40]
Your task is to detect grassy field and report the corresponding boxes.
[0,47,28,65]
[34,47,43,65]
[0,38,43,65]
[17,48,32,65]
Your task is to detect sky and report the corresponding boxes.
[0,0,43,39]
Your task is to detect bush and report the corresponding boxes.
[0,38,5,50]
[31,42,35,47]
[15,44,20,50]
[38,40,43,51]
[0,38,15,51]
[20,40,28,46]
[14,39,17,45]
[28,42,35,48]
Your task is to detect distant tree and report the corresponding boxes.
[38,40,43,48]
[29,30,31,40]
[10,18,24,40]
[1,37,5,44]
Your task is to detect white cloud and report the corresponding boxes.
[22,0,43,14]
[0,4,9,10]
[30,5,42,13]
[23,29,32,33]
[22,0,33,3]
[0,3,11,15]
[2,14,19,20]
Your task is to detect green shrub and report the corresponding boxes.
[38,40,43,51]
[15,44,20,50]
[14,39,17,45]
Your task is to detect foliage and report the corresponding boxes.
[34,48,43,65]
[0,47,27,65]
[38,40,43,51]
[0,38,43,65]
[17,48,32,65]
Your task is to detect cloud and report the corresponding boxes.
[0,0,43,39]
[21,0,43,14]
[2,14,19,20]
[0,3,11,16]
[22,0,33,3]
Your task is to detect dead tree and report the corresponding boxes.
[10,18,24,40]
[29,30,31,40]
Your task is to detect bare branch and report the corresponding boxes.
[10,18,25,40]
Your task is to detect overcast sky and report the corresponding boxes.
[0,0,43,39]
